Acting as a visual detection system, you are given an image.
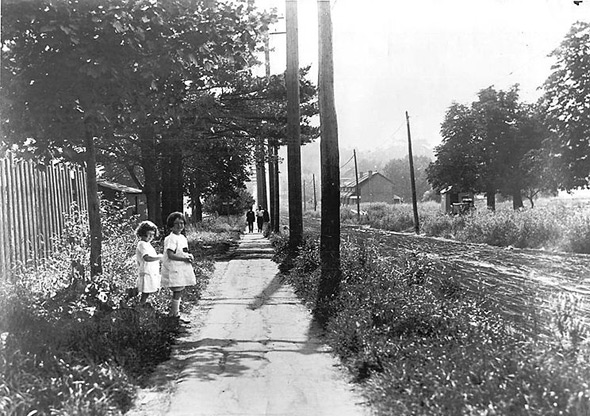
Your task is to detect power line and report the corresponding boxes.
[340,153,354,169]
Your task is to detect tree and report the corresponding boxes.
[383,155,432,203]
[426,102,481,197]
[427,86,549,210]
[1,0,277,273]
[203,188,255,216]
[541,21,590,190]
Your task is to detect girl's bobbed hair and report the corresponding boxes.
[135,220,159,238]
[166,211,186,229]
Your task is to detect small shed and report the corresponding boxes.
[97,179,147,219]
[440,186,474,214]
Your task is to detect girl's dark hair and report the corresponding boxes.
[166,211,186,229]
[135,220,159,238]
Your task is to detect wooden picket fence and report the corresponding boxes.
[0,153,88,278]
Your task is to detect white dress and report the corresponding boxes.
[136,241,161,293]
[161,232,196,288]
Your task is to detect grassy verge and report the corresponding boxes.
[0,206,241,415]
[273,232,590,415]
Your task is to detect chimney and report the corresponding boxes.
[368,170,373,178]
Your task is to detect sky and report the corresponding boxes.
[253,0,589,156]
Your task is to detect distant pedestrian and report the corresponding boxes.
[135,221,162,306]
[246,207,255,233]
[256,205,264,233]
[161,212,196,319]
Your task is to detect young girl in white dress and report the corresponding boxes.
[135,221,162,305]
[161,212,196,318]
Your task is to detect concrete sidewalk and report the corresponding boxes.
[129,232,371,416]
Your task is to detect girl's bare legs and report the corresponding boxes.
[170,287,183,316]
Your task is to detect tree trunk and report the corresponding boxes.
[272,143,281,233]
[191,192,203,222]
[512,189,524,210]
[139,127,162,226]
[256,142,268,210]
[286,0,303,250]
[316,0,341,326]
[268,142,277,231]
[486,189,496,211]
[84,120,102,277]
[161,141,184,223]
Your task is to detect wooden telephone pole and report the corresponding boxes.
[353,149,360,222]
[313,173,317,211]
[264,30,280,233]
[406,111,420,234]
[286,0,303,248]
[316,0,341,324]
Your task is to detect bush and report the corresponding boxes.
[561,211,590,254]
[0,200,220,415]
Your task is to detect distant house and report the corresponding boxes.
[340,171,403,205]
[97,179,147,219]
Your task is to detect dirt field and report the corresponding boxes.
[342,224,590,336]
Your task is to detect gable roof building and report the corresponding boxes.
[340,171,403,205]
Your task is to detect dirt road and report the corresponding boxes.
[345,225,590,335]
[128,232,372,416]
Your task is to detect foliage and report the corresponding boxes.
[0,0,281,226]
[541,21,590,190]
[0,198,230,415]
[383,155,432,203]
[203,187,255,216]
[427,86,552,209]
[349,200,590,254]
[278,234,590,415]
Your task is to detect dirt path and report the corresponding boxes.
[128,232,372,416]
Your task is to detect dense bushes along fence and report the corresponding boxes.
[0,153,88,277]
[0,203,244,415]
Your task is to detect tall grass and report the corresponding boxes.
[346,199,590,253]
[275,232,590,415]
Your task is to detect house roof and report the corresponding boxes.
[97,179,143,194]
[340,171,393,188]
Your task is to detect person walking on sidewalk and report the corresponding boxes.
[135,220,162,306]
[161,212,196,319]
[246,207,255,233]
[255,205,264,233]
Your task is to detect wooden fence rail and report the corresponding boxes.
[0,154,88,278]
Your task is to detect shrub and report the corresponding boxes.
[0,200,219,414]
[561,211,590,254]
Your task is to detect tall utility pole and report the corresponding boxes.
[286,0,303,249]
[255,146,267,210]
[264,31,278,232]
[353,149,360,222]
[303,180,307,211]
[263,25,286,234]
[316,0,340,325]
[406,111,420,234]
[313,173,317,211]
